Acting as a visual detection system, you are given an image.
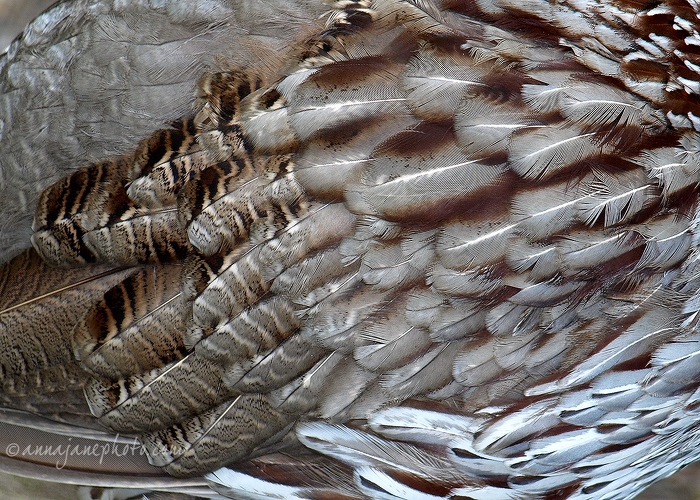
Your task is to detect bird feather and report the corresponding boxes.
[510,125,611,180]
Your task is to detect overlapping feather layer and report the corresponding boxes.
[3,0,700,499]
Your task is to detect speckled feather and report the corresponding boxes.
[3,0,700,499]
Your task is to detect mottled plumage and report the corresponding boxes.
[2,0,700,499]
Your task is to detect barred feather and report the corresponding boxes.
[4,0,700,499]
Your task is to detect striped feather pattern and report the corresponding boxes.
[3,0,700,499]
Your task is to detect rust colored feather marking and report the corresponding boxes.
[196,71,264,128]
[32,159,129,266]
[132,116,200,179]
[73,262,186,380]
[13,0,700,494]
[293,1,376,69]
[0,249,132,411]
[185,155,309,256]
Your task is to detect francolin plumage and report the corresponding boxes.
[2,0,700,499]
